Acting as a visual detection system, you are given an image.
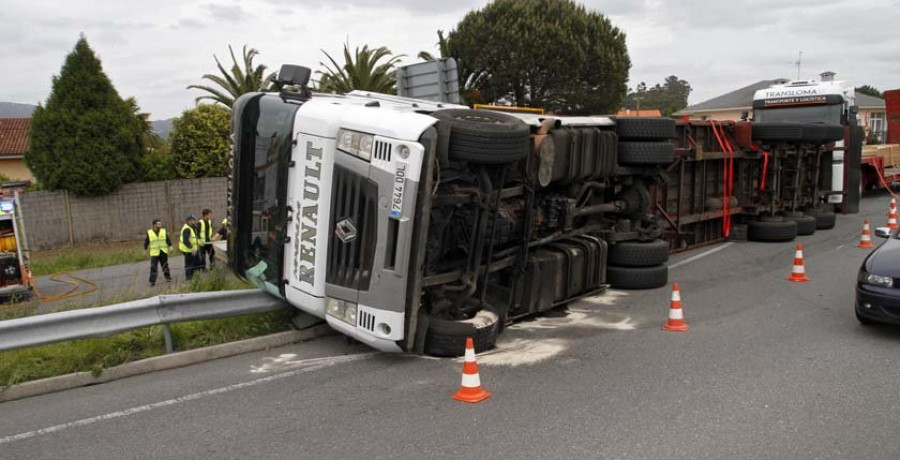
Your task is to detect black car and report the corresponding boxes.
[856,227,900,325]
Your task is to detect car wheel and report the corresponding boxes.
[783,214,817,236]
[608,239,670,267]
[617,141,674,165]
[748,219,798,242]
[422,307,500,357]
[431,109,530,164]
[615,117,676,141]
[607,264,668,290]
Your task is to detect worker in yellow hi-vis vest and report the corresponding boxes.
[144,219,172,286]
[180,214,201,281]
[198,208,216,270]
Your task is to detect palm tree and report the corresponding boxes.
[417,30,449,62]
[188,45,276,108]
[317,43,404,94]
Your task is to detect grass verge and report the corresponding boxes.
[30,241,149,277]
[0,269,295,387]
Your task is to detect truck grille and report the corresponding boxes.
[374,140,392,162]
[327,165,378,290]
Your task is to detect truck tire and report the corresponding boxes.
[804,124,845,143]
[607,264,668,290]
[422,307,500,357]
[807,210,836,229]
[617,141,674,165]
[431,109,530,164]
[752,122,805,142]
[609,239,670,267]
[748,219,798,242]
[783,214,817,236]
[615,117,675,140]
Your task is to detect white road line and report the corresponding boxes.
[0,353,375,446]
[668,242,735,269]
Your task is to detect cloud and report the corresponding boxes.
[202,3,249,23]
[0,0,897,118]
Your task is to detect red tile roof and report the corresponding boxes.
[0,118,30,157]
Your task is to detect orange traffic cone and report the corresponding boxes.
[452,337,492,403]
[662,283,689,332]
[889,197,898,230]
[858,219,875,249]
[786,244,811,282]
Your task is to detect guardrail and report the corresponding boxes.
[0,290,292,353]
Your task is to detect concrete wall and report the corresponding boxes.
[20,177,226,250]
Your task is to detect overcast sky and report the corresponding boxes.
[1,0,898,119]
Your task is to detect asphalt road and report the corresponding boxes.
[3,194,900,459]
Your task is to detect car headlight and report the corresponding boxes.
[336,129,374,161]
[325,297,358,325]
[860,271,893,288]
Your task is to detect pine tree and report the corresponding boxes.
[26,35,144,195]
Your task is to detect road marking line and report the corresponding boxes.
[668,242,735,269]
[0,353,375,446]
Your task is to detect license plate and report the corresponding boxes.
[390,161,407,219]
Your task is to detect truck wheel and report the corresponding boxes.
[422,307,500,357]
[615,117,675,140]
[609,239,670,267]
[748,220,798,242]
[783,214,817,236]
[607,265,668,290]
[806,209,836,229]
[617,141,674,165]
[431,109,530,164]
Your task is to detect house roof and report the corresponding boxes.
[0,118,30,157]
[616,109,662,117]
[675,80,886,115]
[675,79,786,115]
[855,92,886,109]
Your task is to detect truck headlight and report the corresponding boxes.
[326,297,358,325]
[336,129,374,161]
[860,272,893,288]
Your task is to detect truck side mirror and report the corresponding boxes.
[875,227,892,239]
[850,106,859,115]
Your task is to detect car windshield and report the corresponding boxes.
[754,104,842,124]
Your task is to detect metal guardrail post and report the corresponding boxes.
[162,324,174,354]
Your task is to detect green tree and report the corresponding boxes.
[317,43,404,94]
[168,105,231,179]
[188,45,276,108]
[856,85,883,99]
[447,0,630,114]
[417,30,450,61]
[25,36,144,195]
[625,76,692,116]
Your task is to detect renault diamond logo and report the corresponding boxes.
[335,218,358,243]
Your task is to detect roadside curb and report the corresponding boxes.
[0,324,335,403]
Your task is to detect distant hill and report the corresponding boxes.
[150,119,174,140]
[0,102,37,118]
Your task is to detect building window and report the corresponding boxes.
[869,112,885,143]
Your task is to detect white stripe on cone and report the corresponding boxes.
[669,308,684,320]
[464,346,476,362]
[792,265,805,274]
[461,372,481,388]
[672,291,681,302]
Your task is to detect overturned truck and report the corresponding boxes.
[228,65,855,356]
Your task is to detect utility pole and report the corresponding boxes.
[793,51,803,80]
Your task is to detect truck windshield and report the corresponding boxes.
[230,94,299,295]
[754,103,842,124]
